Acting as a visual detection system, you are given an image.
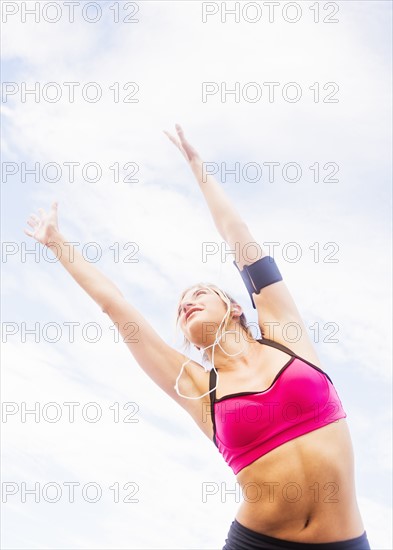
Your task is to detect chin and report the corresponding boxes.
[185,312,224,343]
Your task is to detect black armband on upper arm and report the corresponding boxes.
[233,256,283,309]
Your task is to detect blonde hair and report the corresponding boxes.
[175,282,255,363]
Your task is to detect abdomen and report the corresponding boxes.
[235,419,365,542]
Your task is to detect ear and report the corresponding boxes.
[231,304,243,318]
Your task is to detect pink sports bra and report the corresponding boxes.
[209,338,347,475]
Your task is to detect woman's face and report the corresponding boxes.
[177,287,229,349]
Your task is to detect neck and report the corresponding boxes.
[204,329,259,371]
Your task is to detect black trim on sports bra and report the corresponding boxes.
[209,366,218,447]
[209,337,334,447]
[256,338,334,385]
[214,356,296,403]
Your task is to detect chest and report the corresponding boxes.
[213,360,331,449]
[214,346,295,400]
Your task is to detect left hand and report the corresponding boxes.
[163,123,202,165]
[24,201,60,246]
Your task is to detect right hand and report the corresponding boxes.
[163,123,202,166]
[23,201,60,246]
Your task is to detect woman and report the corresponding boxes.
[24,124,371,549]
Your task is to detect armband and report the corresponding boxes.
[233,256,283,309]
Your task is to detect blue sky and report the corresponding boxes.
[1,1,392,548]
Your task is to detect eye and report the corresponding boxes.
[195,290,206,296]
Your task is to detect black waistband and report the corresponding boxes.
[223,519,371,550]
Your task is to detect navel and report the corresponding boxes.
[304,516,311,529]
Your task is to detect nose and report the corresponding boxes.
[183,302,194,315]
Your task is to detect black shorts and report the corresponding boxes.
[222,519,371,550]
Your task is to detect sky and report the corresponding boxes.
[1,0,392,548]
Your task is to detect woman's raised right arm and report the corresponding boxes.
[23,202,211,418]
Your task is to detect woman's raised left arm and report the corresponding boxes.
[164,124,319,360]
[164,123,260,266]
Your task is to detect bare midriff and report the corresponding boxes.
[234,418,365,542]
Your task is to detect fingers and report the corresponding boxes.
[163,130,184,154]
[27,213,39,228]
[24,202,57,239]
[164,125,185,143]
[176,124,186,143]
[26,218,37,228]
[176,124,191,149]
[176,124,189,146]
[164,126,190,162]
[163,130,178,146]
[163,131,175,144]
